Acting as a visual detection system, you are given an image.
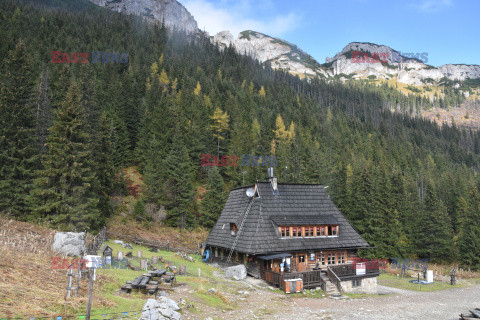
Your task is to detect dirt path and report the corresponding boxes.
[182,280,480,320]
[276,284,480,320]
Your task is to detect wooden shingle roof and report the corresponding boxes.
[206,182,369,255]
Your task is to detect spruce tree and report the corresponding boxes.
[458,187,480,269]
[164,128,195,229]
[200,166,227,228]
[92,113,115,217]
[31,83,100,231]
[0,39,38,218]
[416,183,455,263]
[143,136,167,204]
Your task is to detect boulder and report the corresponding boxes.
[51,232,86,257]
[225,265,247,280]
[140,298,181,320]
[158,296,180,311]
[122,243,133,249]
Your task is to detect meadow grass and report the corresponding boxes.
[377,273,464,292]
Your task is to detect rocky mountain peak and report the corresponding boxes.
[212,30,326,78]
[89,1,479,87]
[89,0,198,34]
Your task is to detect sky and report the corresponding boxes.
[183,0,480,67]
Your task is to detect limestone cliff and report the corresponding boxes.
[89,0,198,34]
[212,30,328,78]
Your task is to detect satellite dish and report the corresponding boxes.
[246,187,255,198]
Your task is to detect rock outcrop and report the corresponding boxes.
[324,42,480,85]
[438,64,480,81]
[212,33,480,85]
[212,30,327,78]
[52,232,86,257]
[225,264,247,280]
[89,0,198,34]
[140,297,181,320]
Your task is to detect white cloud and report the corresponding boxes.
[183,0,299,37]
[413,0,453,12]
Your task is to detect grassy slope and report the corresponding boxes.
[0,217,245,318]
[377,274,467,292]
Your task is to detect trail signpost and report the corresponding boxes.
[84,255,101,320]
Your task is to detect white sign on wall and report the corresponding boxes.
[356,263,366,275]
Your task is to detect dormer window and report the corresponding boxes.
[230,223,238,236]
[278,225,339,238]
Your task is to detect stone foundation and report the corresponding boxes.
[340,276,377,294]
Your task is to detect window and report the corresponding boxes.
[327,253,335,265]
[230,223,238,236]
[305,226,314,237]
[328,226,339,236]
[317,226,326,237]
[338,252,345,264]
[280,227,290,237]
[277,225,338,238]
[292,227,301,237]
[320,253,325,265]
[298,255,305,263]
[353,279,362,287]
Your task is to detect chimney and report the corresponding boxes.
[268,167,273,179]
[268,167,278,191]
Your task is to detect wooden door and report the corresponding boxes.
[296,254,306,272]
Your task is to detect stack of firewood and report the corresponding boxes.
[121,269,176,295]
[460,308,480,319]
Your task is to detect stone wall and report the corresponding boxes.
[340,276,377,294]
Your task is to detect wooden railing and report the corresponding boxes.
[265,270,283,287]
[264,270,325,290]
[327,266,342,292]
[329,263,380,280]
[87,227,106,255]
[285,270,326,290]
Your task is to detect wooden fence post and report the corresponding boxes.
[85,268,94,320]
[75,259,81,296]
[140,259,147,270]
[66,266,73,300]
[179,265,186,275]
[166,240,170,251]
